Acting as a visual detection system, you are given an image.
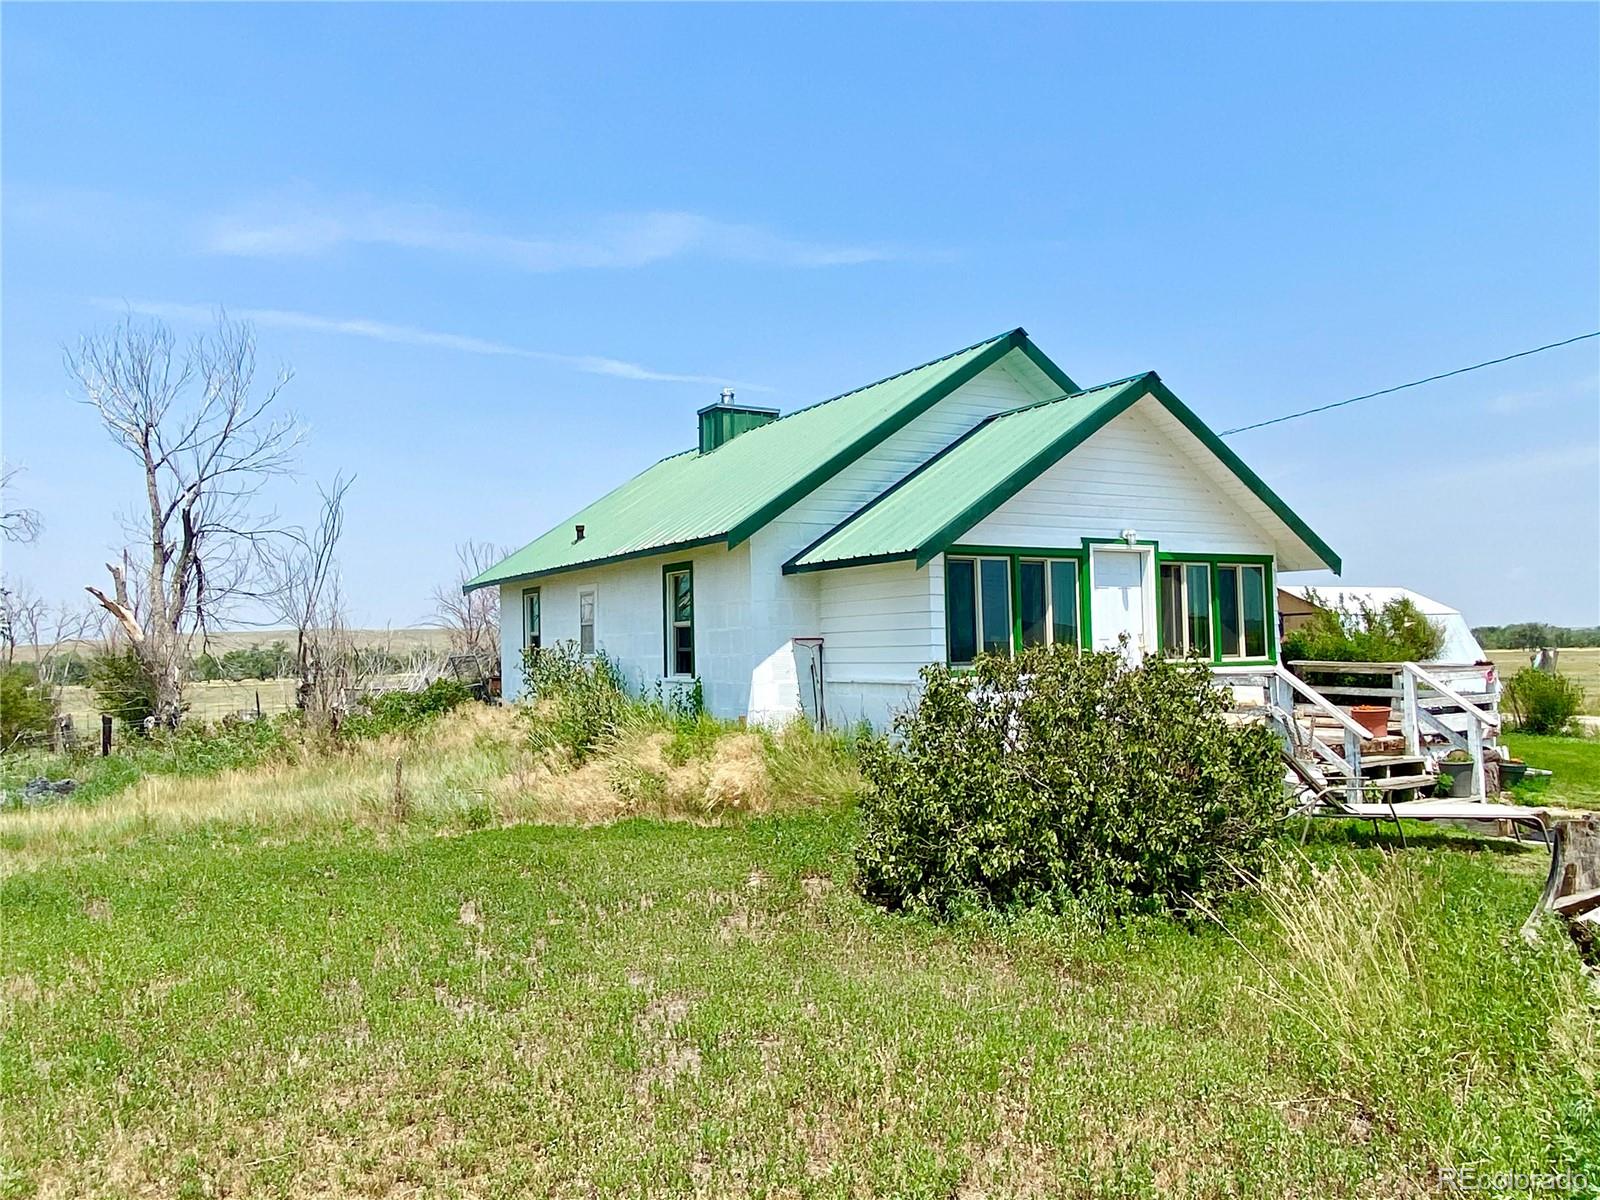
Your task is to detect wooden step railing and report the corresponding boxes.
[1214,665,1378,806]
[1217,660,1503,806]
[1400,662,1500,800]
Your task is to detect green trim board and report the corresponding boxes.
[466,328,1073,592]
[784,374,1340,576]
[724,331,1029,547]
[522,586,542,649]
[784,374,1152,574]
[942,546,1087,661]
[661,560,695,679]
[942,540,1277,665]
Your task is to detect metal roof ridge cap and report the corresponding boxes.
[769,327,1024,423]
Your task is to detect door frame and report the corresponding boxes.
[1088,543,1158,656]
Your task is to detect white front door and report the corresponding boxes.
[1090,546,1154,663]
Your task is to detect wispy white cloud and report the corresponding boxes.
[200,197,894,270]
[93,298,758,388]
[1483,373,1600,416]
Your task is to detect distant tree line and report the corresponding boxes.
[1473,623,1600,650]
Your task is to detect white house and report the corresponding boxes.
[467,329,1340,728]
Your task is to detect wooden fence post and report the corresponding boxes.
[100,713,112,757]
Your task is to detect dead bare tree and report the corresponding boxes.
[0,580,96,690]
[1,463,42,545]
[68,313,301,726]
[259,475,357,727]
[430,541,508,660]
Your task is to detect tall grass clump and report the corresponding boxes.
[522,642,649,762]
[856,647,1286,919]
[1232,852,1599,1172]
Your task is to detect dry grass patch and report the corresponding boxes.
[1,705,858,872]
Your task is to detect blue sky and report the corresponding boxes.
[4,3,1597,628]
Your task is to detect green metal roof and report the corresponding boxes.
[466,328,1075,590]
[785,373,1342,574]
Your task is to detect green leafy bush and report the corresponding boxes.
[856,647,1286,920]
[522,641,637,762]
[87,646,161,732]
[1282,593,1445,665]
[1,664,58,749]
[1503,668,1584,735]
[341,679,473,738]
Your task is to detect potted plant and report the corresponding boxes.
[1350,704,1391,737]
[1437,749,1476,798]
[1497,757,1529,788]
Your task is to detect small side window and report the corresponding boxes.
[663,565,694,678]
[578,588,596,656]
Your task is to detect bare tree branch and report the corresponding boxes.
[1,463,43,544]
[259,475,359,728]
[68,311,302,725]
[429,541,508,661]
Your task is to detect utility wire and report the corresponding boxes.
[1218,330,1600,436]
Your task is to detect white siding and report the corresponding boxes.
[764,359,1049,562]
[816,559,943,728]
[962,397,1279,554]
[498,543,752,717]
[759,356,1052,725]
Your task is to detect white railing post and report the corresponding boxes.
[1468,719,1485,800]
[1400,667,1420,757]
[1344,728,1363,805]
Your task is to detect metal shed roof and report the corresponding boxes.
[465,328,1074,590]
[785,373,1342,574]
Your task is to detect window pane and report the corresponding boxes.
[1159,563,1184,654]
[1019,560,1048,648]
[579,592,595,655]
[671,571,692,622]
[1241,565,1267,658]
[1217,567,1241,658]
[946,558,977,663]
[673,625,693,676]
[1185,564,1212,659]
[980,559,1011,656]
[526,589,541,648]
[1050,560,1079,647]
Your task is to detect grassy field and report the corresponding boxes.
[53,675,423,728]
[1506,732,1600,811]
[1488,647,1600,716]
[2,709,1597,1198]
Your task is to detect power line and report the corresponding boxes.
[1218,330,1600,436]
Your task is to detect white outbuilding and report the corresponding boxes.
[1277,584,1487,664]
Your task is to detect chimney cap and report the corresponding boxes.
[574,523,586,542]
[720,387,735,405]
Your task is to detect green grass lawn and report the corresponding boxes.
[4,801,1596,1198]
[3,703,1597,1198]
[1505,732,1600,811]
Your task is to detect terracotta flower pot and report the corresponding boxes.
[1351,705,1391,737]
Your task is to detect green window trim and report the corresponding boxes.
[1154,553,1277,665]
[943,545,1278,667]
[944,547,1086,663]
[661,561,695,679]
[522,586,542,649]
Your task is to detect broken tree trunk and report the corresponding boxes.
[1523,813,1600,962]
